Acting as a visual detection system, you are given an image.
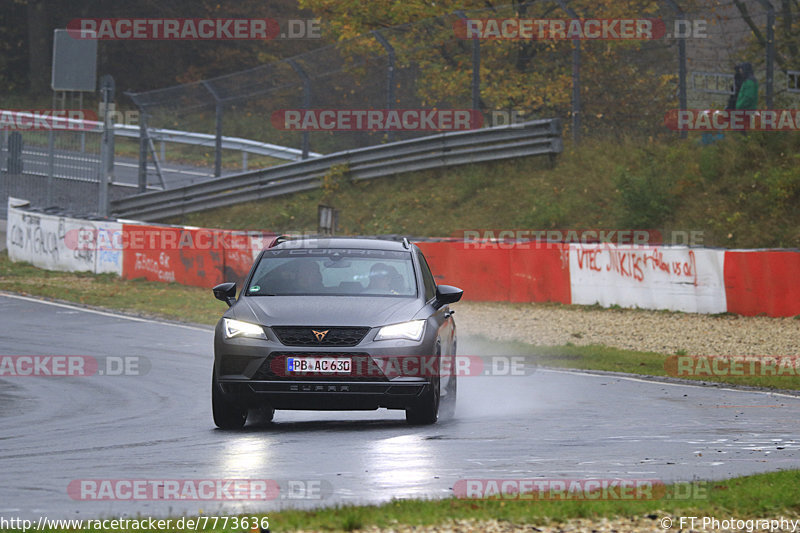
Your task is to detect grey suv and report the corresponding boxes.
[211,236,462,428]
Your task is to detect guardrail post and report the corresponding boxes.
[288,59,311,159]
[372,30,396,142]
[202,81,224,178]
[665,0,688,139]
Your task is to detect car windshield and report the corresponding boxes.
[246,248,417,297]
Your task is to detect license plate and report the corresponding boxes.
[287,357,351,374]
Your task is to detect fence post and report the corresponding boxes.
[98,75,115,217]
[556,0,581,143]
[372,30,396,142]
[455,12,481,111]
[757,0,774,108]
[288,59,311,159]
[202,81,224,178]
[665,0,688,139]
[137,108,148,192]
[46,129,55,206]
[125,92,149,193]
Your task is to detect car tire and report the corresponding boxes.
[439,373,457,420]
[212,371,248,430]
[405,375,440,425]
[249,405,275,425]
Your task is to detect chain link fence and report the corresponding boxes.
[125,0,800,168]
[4,0,799,218]
[1,126,100,218]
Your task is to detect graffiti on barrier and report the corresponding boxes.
[575,246,697,285]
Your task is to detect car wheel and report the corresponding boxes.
[406,375,440,425]
[439,373,457,420]
[212,371,247,429]
[249,405,275,425]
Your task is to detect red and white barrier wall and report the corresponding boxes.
[6,198,273,286]
[6,198,799,317]
[415,241,798,317]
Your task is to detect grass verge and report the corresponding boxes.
[0,250,226,326]
[165,132,800,249]
[223,470,800,531]
[0,471,799,531]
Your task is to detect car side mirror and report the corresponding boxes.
[435,285,463,307]
[213,282,237,307]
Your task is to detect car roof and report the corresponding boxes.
[270,236,412,252]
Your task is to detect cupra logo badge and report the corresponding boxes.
[312,329,329,342]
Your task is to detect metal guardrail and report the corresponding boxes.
[0,109,319,165]
[112,124,322,161]
[111,119,562,220]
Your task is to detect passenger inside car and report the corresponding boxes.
[367,263,403,294]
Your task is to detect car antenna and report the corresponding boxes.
[401,237,410,249]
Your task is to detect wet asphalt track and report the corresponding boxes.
[1,292,799,519]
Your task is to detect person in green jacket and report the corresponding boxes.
[735,62,758,110]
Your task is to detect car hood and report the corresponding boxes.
[233,295,424,327]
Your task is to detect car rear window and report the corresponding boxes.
[246,248,417,297]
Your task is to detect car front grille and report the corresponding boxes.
[253,352,388,382]
[272,326,370,347]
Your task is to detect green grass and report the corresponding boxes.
[467,336,800,391]
[162,132,800,249]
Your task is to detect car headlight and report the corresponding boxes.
[375,320,425,341]
[223,318,266,339]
